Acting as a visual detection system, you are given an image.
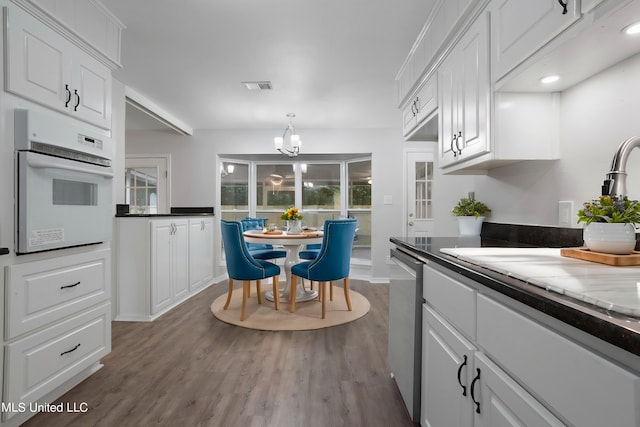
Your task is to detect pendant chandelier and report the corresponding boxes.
[274,113,301,157]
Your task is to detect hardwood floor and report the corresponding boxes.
[23,280,416,427]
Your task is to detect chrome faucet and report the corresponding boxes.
[602,136,640,198]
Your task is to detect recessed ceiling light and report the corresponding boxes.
[623,21,640,35]
[540,75,560,84]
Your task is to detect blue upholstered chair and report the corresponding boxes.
[239,218,286,261]
[298,243,321,260]
[220,220,281,320]
[290,219,357,318]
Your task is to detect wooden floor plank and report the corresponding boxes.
[22,280,416,427]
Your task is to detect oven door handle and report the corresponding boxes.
[27,157,114,178]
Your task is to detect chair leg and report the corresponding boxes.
[343,277,352,311]
[256,280,262,305]
[321,282,327,319]
[290,275,296,313]
[273,276,280,310]
[241,281,250,321]
[224,278,234,310]
[330,281,333,301]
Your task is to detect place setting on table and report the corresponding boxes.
[211,209,370,330]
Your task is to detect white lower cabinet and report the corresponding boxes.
[188,217,214,292]
[422,263,640,427]
[422,305,476,427]
[150,219,189,313]
[474,352,563,427]
[115,216,215,321]
[3,249,111,423]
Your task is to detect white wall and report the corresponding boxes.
[474,52,640,227]
[124,128,430,281]
[122,52,640,280]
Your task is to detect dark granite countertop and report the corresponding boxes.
[390,234,640,359]
[116,213,215,218]
[0,248,8,256]
[116,206,215,218]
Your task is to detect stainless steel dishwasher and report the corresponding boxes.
[388,247,424,423]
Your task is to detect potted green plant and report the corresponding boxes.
[452,197,491,236]
[577,195,640,254]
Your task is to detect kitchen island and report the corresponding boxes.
[391,231,640,427]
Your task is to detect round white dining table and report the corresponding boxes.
[243,230,323,302]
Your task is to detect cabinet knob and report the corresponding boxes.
[470,368,481,414]
[408,221,414,227]
[73,89,80,111]
[451,134,457,157]
[557,0,568,15]
[64,84,72,107]
[457,355,468,396]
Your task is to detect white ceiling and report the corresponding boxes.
[100,0,436,132]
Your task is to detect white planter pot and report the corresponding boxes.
[583,222,637,255]
[457,216,485,236]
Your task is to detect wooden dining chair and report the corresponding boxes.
[290,219,357,318]
[220,220,281,320]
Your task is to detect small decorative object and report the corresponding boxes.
[577,195,640,254]
[452,196,491,236]
[281,207,303,234]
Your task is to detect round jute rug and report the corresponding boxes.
[211,283,370,331]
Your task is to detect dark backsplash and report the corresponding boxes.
[481,222,584,248]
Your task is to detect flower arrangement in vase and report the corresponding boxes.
[577,195,640,254]
[451,197,491,236]
[281,207,303,234]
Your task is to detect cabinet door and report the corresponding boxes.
[5,6,72,111]
[458,13,490,160]
[438,54,458,166]
[492,0,580,80]
[151,220,173,313]
[474,353,565,427]
[402,100,418,137]
[438,13,490,168]
[173,220,189,300]
[189,218,214,291]
[71,49,112,129]
[422,305,475,427]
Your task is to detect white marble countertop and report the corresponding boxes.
[439,247,640,318]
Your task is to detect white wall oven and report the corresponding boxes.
[15,109,113,254]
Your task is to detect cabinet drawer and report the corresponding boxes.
[6,249,110,339]
[4,303,110,420]
[477,294,640,427]
[423,265,476,340]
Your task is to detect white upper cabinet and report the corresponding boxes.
[26,0,124,66]
[438,13,490,168]
[396,0,485,107]
[5,4,113,129]
[402,74,437,139]
[491,0,580,81]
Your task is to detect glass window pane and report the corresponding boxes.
[221,162,249,210]
[257,164,295,210]
[416,161,426,180]
[302,163,341,210]
[348,160,371,208]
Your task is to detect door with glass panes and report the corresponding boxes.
[405,151,434,237]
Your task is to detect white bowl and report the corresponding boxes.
[583,223,637,255]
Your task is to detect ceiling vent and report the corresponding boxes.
[242,81,273,90]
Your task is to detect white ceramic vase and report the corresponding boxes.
[457,216,485,236]
[583,222,637,254]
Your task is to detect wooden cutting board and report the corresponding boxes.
[560,247,640,266]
